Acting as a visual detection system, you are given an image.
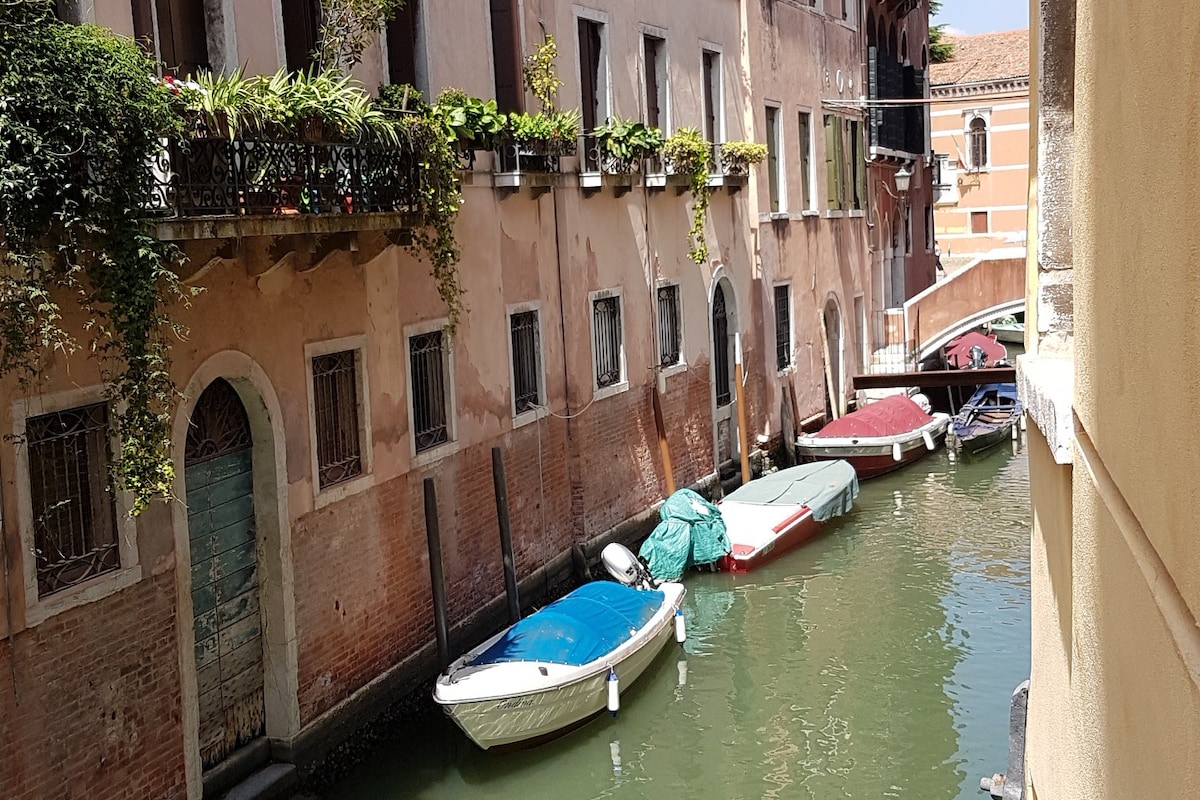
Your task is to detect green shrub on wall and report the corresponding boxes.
[0,0,192,512]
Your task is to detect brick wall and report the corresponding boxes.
[292,417,574,725]
[0,572,186,800]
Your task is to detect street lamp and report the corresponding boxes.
[894,164,912,194]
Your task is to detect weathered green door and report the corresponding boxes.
[185,379,263,770]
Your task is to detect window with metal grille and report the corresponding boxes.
[593,295,623,388]
[510,311,542,415]
[657,285,682,367]
[312,350,363,489]
[26,403,119,597]
[410,331,450,451]
[774,284,793,370]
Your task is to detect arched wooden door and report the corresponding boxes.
[712,281,737,465]
[185,378,264,769]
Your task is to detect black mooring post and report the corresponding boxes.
[423,477,451,670]
[491,447,521,625]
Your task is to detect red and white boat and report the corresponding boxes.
[794,395,949,479]
[715,460,858,573]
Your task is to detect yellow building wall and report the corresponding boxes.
[1024,1,1200,797]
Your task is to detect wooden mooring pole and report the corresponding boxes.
[490,447,522,625]
[422,477,451,669]
[651,381,677,496]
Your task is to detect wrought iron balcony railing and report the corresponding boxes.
[144,137,423,219]
[494,136,574,174]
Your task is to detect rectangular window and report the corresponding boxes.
[774,284,792,370]
[593,294,624,388]
[971,210,989,234]
[702,50,722,144]
[489,0,522,112]
[282,0,321,73]
[766,105,782,212]
[578,17,607,171]
[926,204,935,251]
[643,35,666,130]
[155,0,210,76]
[798,111,814,210]
[657,284,682,367]
[510,311,542,415]
[824,114,845,210]
[849,119,864,210]
[409,330,450,452]
[27,403,119,597]
[387,0,421,89]
[312,350,364,488]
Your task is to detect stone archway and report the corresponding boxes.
[171,351,297,797]
[185,378,264,770]
[710,275,739,469]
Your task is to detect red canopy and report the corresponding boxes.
[816,395,932,438]
[945,331,1008,369]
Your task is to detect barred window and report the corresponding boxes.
[27,403,119,597]
[312,350,363,489]
[969,117,988,169]
[510,311,542,415]
[593,295,623,388]
[657,285,682,367]
[410,330,450,452]
[775,284,793,370]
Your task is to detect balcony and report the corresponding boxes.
[145,136,424,241]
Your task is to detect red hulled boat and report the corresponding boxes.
[794,395,949,479]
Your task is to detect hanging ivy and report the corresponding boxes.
[0,1,191,513]
[662,127,714,264]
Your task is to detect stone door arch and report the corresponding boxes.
[185,377,264,770]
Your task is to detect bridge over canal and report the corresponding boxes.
[867,250,1026,375]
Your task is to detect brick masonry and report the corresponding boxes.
[0,572,186,799]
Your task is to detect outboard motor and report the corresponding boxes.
[601,543,654,589]
[968,344,988,370]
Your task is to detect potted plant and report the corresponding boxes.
[720,140,769,175]
[592,118,664,174]
[433,89,508,152]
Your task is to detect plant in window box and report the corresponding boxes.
[720,140,768,175]
[430,89,507,169]
[662,127,714,263]
[505,109,580,162]
[592,118,664,175]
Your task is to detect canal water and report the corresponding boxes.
[324,442,1031,800]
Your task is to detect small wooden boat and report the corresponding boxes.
[433,560,684,750]
[987,316,1025,344]
[715,461,858,572]
[950,383,1022,455]
[795,395,950,479]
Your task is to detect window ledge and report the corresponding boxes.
[1017,353,1075,465]
[800,209,820,217]
[24,564,143,628]
[848,209,866,218]
[512,406,548,430]
[660,362,688,381]
[593,380,630,402]
[412,439,461,470]
[823,210,846,218]
[314,471,376,510]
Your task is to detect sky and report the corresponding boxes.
[935,0,1029,35]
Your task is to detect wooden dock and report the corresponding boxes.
[852,367,1016,390]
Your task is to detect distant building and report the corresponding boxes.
[929,29,1029,267]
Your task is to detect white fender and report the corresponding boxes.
[607,669,620,715]
[674,608,687,643]
[892,441,903,462]
[922,430,936,451]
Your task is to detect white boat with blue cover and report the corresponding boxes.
[433,547,685,750]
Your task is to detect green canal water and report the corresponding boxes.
[325,443,1031,800]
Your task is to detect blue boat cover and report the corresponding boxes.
[469,582,665,667]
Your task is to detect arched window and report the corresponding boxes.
[969,117,988,169]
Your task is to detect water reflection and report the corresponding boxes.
[324,445,1030,800]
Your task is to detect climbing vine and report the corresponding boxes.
[662,127,713,264]
[523,35,562,112]
[0,0,191,512]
